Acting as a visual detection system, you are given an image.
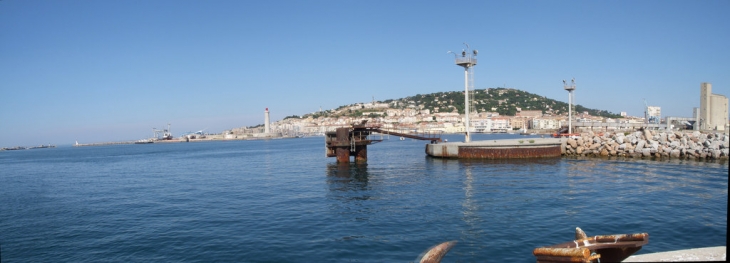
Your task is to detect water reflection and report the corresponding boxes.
[426,157,566,252]
[324,163,374,225]
[460,164,484,246]
[425,156,562,167]
[325,163,370,192]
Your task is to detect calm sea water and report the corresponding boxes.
[1,134,727,262]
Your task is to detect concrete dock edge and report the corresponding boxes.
[623,246,726,262]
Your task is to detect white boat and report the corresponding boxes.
[135,139,153,144]
[519,127,530,135]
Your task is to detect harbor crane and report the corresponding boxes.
[152,123,173,140]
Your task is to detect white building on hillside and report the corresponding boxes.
[531,118,561,130]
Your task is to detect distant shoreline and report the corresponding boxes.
[70,134,303,147]
[1,144,56,151]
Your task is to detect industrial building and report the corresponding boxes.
[699,82,729,131]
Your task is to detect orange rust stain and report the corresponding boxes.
[458,146,561,159]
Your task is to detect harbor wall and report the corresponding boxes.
[562,130,729,160]
[72,133,293,147]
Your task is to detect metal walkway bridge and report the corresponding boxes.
[325,123,442,163]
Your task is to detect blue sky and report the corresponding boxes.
[1,0,728,147]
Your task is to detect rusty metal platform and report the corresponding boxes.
[325,123,442,163]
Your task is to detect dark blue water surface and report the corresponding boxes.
[1,134,727,262]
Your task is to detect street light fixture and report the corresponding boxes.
[450,43,478,142]
[563,78,576,134]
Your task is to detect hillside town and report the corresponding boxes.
[229,103,640,138]
[223,84,728,140]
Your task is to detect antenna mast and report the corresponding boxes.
[448,43,478,142]
[563,78,576,134]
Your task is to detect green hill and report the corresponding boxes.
[300,88,622,119]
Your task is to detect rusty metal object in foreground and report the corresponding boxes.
[533,248,599,262]
[417,227,646,262]
[575,227,588,240]
[533,227,649,263]
[418,241,457,263]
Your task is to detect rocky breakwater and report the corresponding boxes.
[563,130,729,160]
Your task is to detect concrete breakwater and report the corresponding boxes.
[562,130,729,160]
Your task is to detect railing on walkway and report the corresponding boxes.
[370,128,442,143]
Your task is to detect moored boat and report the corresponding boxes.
[134,139,153,144]
[551,126,579,138]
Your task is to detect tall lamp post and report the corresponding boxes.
[563,78,576,134]
[449,43,478,142]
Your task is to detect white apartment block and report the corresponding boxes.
[531,118,561,129]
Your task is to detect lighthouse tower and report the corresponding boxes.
[264,108,270,134]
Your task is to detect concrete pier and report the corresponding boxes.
[425,138,563,159]
[623,246,726,262]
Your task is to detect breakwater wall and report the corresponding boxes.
[562,130,729,160]
[74,141,137,147]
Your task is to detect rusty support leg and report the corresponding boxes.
[354,145,367,163]
[336,128,351,163]
[336,148,350,163]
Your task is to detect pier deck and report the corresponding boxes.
[624,246,726,262]
[425,138,563,159]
